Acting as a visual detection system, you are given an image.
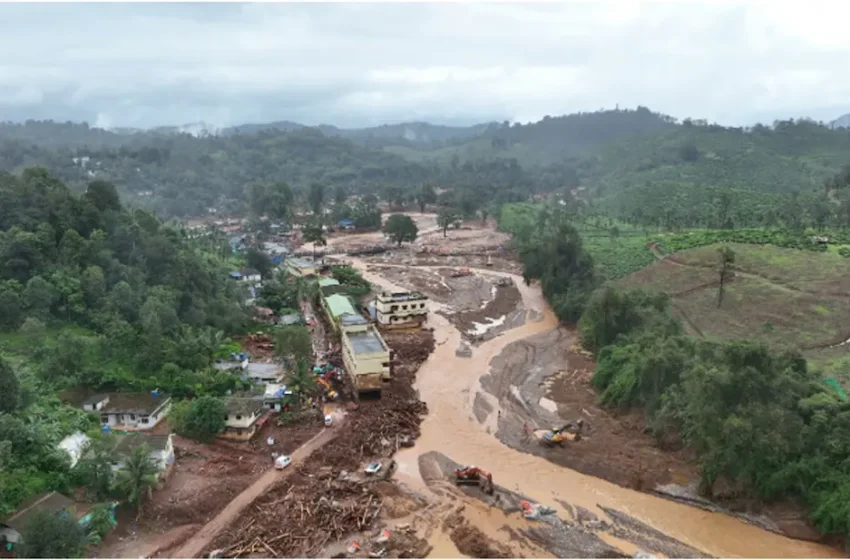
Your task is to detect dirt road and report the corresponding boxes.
[171,427,338,559]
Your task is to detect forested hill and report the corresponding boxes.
[4,109,850,226]
[0,168,250,514]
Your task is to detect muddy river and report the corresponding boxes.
[349,258,840,558]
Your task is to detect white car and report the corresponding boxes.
[274,455,292,470]
[364,461,382,475]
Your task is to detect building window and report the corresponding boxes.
[130,414,136,421]
[101,415,109,423]
[402,305,408,310]
[141,417,149,424]
[391,305,398,312]
[236,414,243,420]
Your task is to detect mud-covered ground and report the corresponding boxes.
[476,327,824,543]
[367,265,527,345]
[417,451,708,558]
[477,327,698,491]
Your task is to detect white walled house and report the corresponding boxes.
[83,392,171,430]
[222,398,265,441]
[111,433,175,480]
[375,291,429,328]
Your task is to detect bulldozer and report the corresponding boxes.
[454,465,495,495]
[530,419,584,448]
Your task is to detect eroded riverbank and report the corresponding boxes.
[353,256,842,558]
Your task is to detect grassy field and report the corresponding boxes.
[621,242,850,386]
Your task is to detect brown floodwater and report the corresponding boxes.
[351,259,842,558]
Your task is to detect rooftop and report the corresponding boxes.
[318,277,340,287]
[225,397,265,416]
[246,362,280,378]
[3,492,76,531]
[87,392,171,415]
[325,294,357,318]
[278,314,303,326]
[114,433,172,456]
[378,291,428,302]
[340,313,369,327]
[240,268,261,276]
[346,328,388,355]
[287,257,316,270]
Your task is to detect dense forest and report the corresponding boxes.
[5,107,850,231]
[0,169,248,515]
[506,197,850,546]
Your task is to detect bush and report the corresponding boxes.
[17,509,86,558]
[170,396,226,443]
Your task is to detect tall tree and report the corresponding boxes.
[416,184,437,213]
[275,325,313,363]
[308,182,326,218]
[302,222,327,260]
[716,245,735,308]
[437,210,459,238]
[171,396,226,443]
[115,444,159,508]
[266,182,294,222]
[0,358,20,414]
[383,214,419,246]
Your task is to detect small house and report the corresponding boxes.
[240,268,262,283]
[0,492,85,546]
[285,257,317,278]
[222,398,266,441]
[83,392,171,431]
[111,433,175,480]
[245,362,282,384]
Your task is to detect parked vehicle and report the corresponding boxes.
[364,461,382,475]
[274,455,292,470]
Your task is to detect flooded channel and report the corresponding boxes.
[351,259,842,558]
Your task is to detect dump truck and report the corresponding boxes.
[454,466,495,495]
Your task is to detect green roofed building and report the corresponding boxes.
[322,294,360,332]
[318,277,344,296]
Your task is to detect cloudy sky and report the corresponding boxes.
[1,1,850,130]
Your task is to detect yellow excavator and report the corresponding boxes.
[531,419,584,447]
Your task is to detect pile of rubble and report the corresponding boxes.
[207,330,436,558]
[239,333,275,360]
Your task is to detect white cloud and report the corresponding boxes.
[0,1,848,128]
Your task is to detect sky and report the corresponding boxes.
[2,1,850,130]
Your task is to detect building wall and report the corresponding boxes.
[375,297,428,326]
[221,425,258,441]
[341,331,391,377]
[226,411,260,429]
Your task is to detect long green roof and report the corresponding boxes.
[324,294,356,318]
[318,277,341,287]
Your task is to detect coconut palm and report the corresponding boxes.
[115,444,159,509]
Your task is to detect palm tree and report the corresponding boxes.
[286,357,317,403]
[115,444,160,509]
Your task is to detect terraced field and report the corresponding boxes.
[620,242,850,385]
